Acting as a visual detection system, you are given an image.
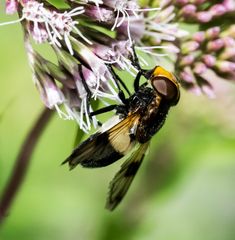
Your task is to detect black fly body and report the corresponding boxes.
[63,52,180,210]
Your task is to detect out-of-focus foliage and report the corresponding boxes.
[1,2,235,240]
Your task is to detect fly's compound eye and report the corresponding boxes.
[151,77,180,104]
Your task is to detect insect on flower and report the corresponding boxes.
[62,52,180,211]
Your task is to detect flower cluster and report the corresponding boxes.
[177,25,235,97]
[175,0,235,23]
[143,0,235,97]
[2,0,184,132]
[1,0,235,131]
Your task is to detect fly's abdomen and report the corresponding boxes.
[136,103,170,143]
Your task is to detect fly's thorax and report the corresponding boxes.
[128,86,156,113]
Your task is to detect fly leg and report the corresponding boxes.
[130,43,142,72]
[130,44,155,91]
[130,44,146,91]
[134,71,143,92]
[90,104,128,118]
[107,65,131,105]
[78,65,104,126]
[78,65,92,116]
[89,105,117,117]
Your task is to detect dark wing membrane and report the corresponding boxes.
[62,114,140,169]
[106,141,150,211]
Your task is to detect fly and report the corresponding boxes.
[63,55,180,211]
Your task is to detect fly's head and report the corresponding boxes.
[144,66,180,106]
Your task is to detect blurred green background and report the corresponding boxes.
[1,3,235,240]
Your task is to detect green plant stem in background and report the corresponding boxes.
[0,108,53,226]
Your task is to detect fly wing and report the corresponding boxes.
[62,114,140,169]
[106,141,150,211]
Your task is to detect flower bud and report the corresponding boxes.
[223,0,235,12]
[192,31,206,43]
[180,55,195,66]
[201,84,215,98]
[194,62,207,75]
[222,37,235,47]
[180,67,196,83]
[206,27,220,39]
[202,55,216,67]
[221,25,235,38]
[216,60,235,72]
[219,48,235,60]
[196,11,213,23]
[190,86,202,95]
[207,39,224,52]
[182,41,199,54]
[34,69,64,109]
[209,4,227,17]
[181,4,197,17]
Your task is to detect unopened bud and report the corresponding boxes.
[219,47,235,60]
[222,37,235,47]
[190,86,202,95]
[221,25,235,38]
[216,60,235,72]
[181,4,197,17]
[223,0,235,12]
[194,62,207,75]
[201,84,215,98]
[209,4,227,17]
[193,31,206,43]
[180,55,195,66]
[206,27,220,39]
[202,55,216,67]
[196,11,213,23]
[180,67,196,83]
[207,39,224,52]
[182,41,199,54]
